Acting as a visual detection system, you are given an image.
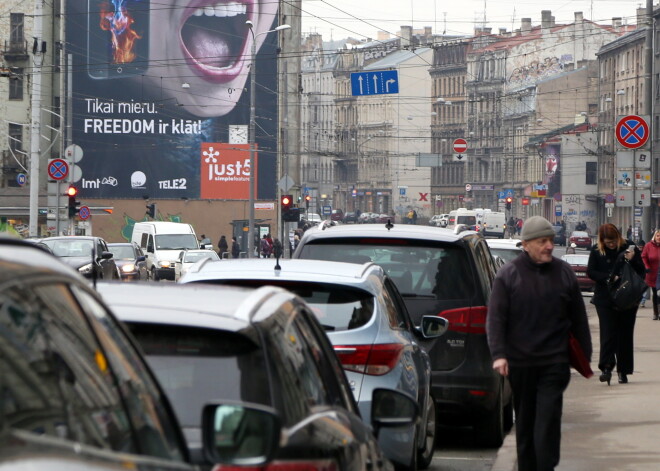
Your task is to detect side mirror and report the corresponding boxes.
[178,251,184,261]
[202,402,281,466]
[370,388,419,439]
[415,316,449,339]
[100,251,113,260]
[136,255,146,262]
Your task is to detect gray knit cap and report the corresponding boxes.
[520,216,556,241]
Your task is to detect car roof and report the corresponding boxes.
[300,221,474,243]
[486,238,523,249]
[182,258,382,290]
[96,281,302,331]
[0,237,84,282]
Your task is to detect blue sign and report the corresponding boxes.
[16,173,26,186]
[555,204,562,217]
[322,205,332,216]
[400,188,407,196]
[502,188,514,198]
[351,70,399,96]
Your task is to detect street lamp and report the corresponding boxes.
[246,20,290,258]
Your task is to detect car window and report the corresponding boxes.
[110,245,136,259]
[298,239,475,300]
[184,252,219,263]
[72,288,186,460]
[383,277,411,329]
[126,322,271,429]
[0,282,138,453]
[488,247,521,263]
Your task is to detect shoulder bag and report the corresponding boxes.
[568,332,593,378]
[608,259,647,310]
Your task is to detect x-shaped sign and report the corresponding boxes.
[419,193,428,201]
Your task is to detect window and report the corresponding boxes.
[10,13,24,45]
[586,162,597,185]
[8,123,23,152]
[8,68,23,100]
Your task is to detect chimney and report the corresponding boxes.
[637,7,648,27]
[499,28,507,35]
[574,11,583,23]
[521,18,532,35]
[541,10,552,30]
[612,17,622,30]
[424,26,432,38]
[400,25,413,48]
[482,27,492,35]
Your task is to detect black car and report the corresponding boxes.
[109,242,149,281]
[343,211,359,223]
[0,236,263,471]
[39,235,121,280]
[97,281,418,471]
[294,223,514,446]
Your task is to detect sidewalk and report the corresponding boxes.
[491,301,660,471]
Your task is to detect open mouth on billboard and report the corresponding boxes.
[181,3,248,70]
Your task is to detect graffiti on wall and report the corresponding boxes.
[509,55,571,86]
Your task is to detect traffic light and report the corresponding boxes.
[146,203,156,219]
[281,195,293,212]
[505,196,513,210]
[66,185,80,218]
[304,194,311,209]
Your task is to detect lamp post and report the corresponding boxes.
[246,21,290,258]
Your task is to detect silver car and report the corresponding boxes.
[173,249,220,281]
[180,258,448,470]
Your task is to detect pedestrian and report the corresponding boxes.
[272,238,283,259]
[260,234,272,258]
[198,234,211,249]
[231,236,240,259]
[586,223,645,385]
[565,242,577,254]
[507,216,515,238]
[641,230,660,319]
[217,235,229,259]
[487,215,592,471]
[412,209,418,225]
[626,225,633,240]
[515,218,523,236]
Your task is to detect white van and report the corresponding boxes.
[480,211,506,238]
[447,208,477,230]
[131,221,199,281]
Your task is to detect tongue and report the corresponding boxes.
[184,28,233,68]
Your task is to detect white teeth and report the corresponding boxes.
[193,3,246,18]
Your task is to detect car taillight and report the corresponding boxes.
[213,459,338,471]
[439,306,488,334]
[333,343,404,375]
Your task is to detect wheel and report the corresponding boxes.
[417,396,437,469]
[151,268,160,282]
[473,387,505,448]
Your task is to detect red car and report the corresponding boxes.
[569,231,592,249]
[561,254,595,291]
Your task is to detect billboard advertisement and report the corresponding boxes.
[65,0,279,200]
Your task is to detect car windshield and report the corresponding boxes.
[127,323,270,428]
[42,239,94,257]
[572,231,589,237]
[561,254,589,265]
[456,216,476,226]
[109,245,136,260]
[489,247,521,263]
[298,240,474,299]
[184,252,219,263]
[155,234,198,250]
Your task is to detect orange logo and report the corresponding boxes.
[200,143,255,200]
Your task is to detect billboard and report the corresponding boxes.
[65,0,279,200]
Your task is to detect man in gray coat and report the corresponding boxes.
[486,216,592,471]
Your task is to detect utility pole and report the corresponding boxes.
[28,0,45,237]
[643,0,654,238]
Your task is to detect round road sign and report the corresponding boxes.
[16,173,26,186]
[47,158,69,181]
[453,138,468,153]
[465,183,472,192]
[616,115,649,149]
[78,205,91,220]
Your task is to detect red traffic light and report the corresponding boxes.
[505,196,513,203]
[304,195,311,202]
[66,185,78,197]
[281,195,292,206]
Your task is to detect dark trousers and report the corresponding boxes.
[595,304,637,374]
[510,363,571,471]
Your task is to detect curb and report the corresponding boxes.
[490,426,517,471]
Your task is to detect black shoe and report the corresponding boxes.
[599,370,612,385]
[618,373,628,384]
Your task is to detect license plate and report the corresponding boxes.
[576,272,586,277]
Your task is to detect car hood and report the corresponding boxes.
[57,256,94,270]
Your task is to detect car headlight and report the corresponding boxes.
[158,261,172,268]
[121,263,136,273]
[78,263,93,275]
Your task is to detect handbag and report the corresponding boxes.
[608,259,647,310]
[568,332,593,378]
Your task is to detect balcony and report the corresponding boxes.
[3,40,28,61]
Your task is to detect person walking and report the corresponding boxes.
[231,236,240,259]
[487,216,592,471]
[217,235,229,259]
[641,230,660,319]
[587,223,645,385]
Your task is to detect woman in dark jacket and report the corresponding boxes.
[587,223,645,385]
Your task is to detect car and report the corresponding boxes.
[108,242,149,281]
[569,231,592,249]
[486,238,523,265]
[561,253,595,292]
[428,215,447,227]
[293,222,514,446]
[358,212,376,224]
[174,248,220,281]
[97,281,419,471]
[343,211,359,223]
[331,208,345,221]
[0,236,261,471]
[179,258,449,470]
[552,225,567,246]
[39,235,121,280]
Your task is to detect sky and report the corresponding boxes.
[300,0,645,41]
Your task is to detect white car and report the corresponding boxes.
[174,249,220,281]
[429,214,449,227]
[486,238,523,266]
